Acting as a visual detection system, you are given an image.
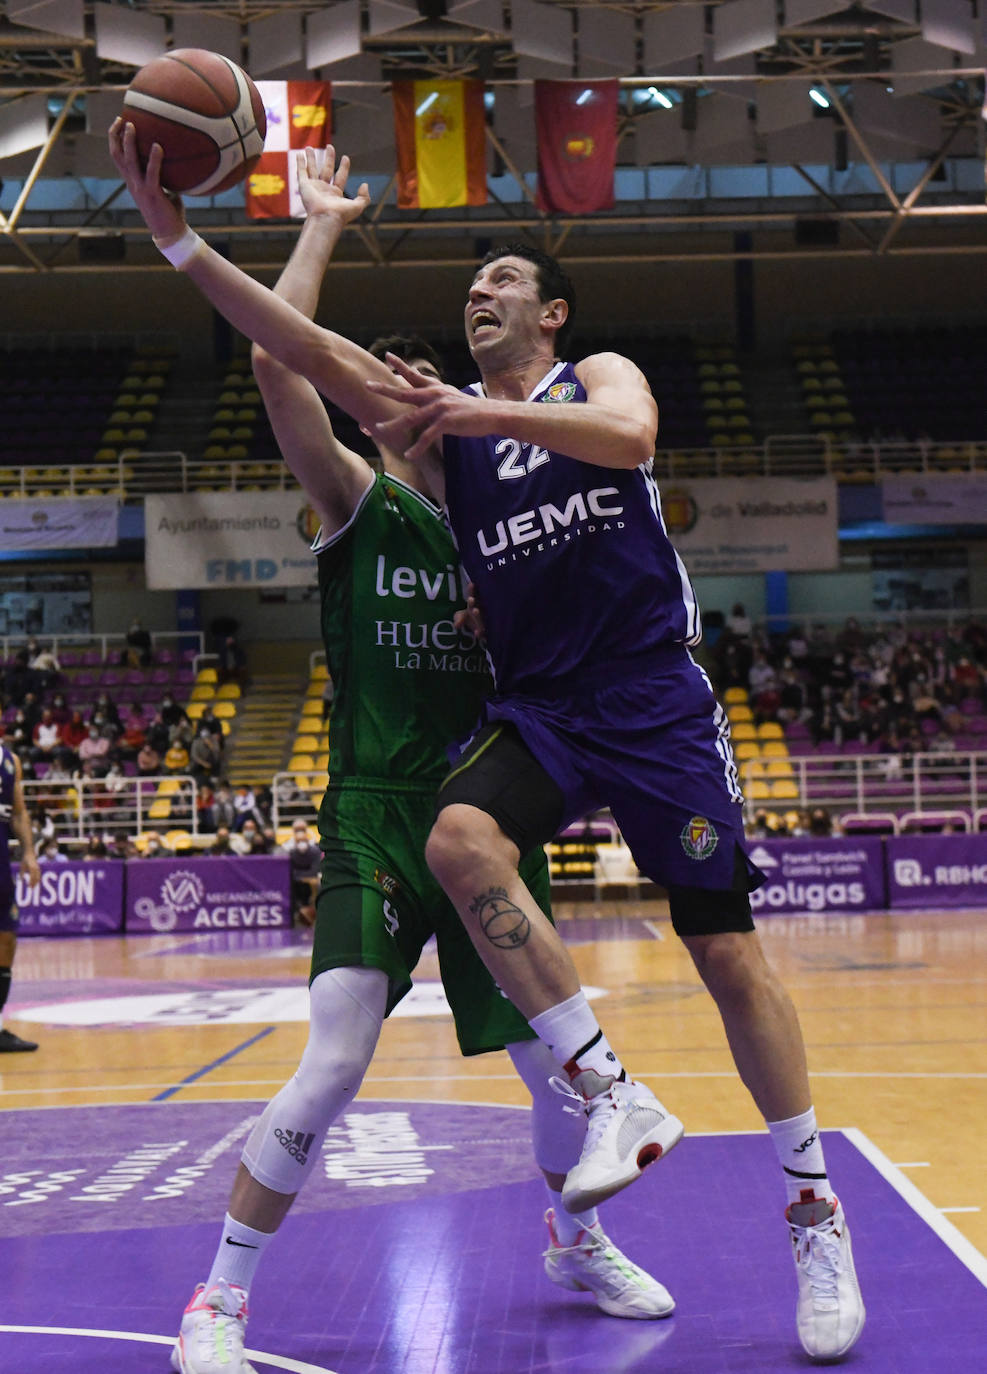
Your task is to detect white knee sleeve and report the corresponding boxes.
[242,966,387,1195]
[507,1037,587,1176]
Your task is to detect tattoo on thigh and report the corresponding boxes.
[469,886,531,950]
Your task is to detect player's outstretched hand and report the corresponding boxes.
[108,117,187,245]
[368,353,491,462]
[296,145,370,226]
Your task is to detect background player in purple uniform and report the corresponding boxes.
[0,740,41,1051]
[109,127,863,1361]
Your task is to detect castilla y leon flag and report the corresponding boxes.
[246,81,332,219]
[535,79,618,215]
[392,79,487,209]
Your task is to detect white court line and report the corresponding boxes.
[892,1161,930,1168]
[842,1126,987,1288]
[0,1327,337,1372]
[642,920,666,940]
[940,1207,982,1215]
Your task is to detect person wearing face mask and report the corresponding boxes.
[285,820,321,926]
[141,830,172,858]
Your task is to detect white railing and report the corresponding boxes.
[1,630,203,661]
[746,750,987,816]
[25,774,199,843]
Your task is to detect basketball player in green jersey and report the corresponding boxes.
[170,150,672,1374]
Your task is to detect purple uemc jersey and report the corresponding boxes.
[442,361,700,694]
[0,744,16,921]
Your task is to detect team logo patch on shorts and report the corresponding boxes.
[680,815,719,860]
[373,867,400,897]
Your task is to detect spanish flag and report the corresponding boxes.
[392,79,487,209]
[246,81,332,219]
[535,80,618,215]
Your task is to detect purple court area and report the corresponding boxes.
[2,1102,985,1373]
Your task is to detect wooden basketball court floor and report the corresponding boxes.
[2,897,986,1372]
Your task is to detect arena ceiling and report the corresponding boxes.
[0,0,984,272]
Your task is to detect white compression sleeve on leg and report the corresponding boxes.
[241,965,387,1195]
[507,1037,587,1176]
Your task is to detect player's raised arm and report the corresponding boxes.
[251,147,376,536]
[107,119,429,458]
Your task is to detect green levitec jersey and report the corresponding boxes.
[315,471,492,785]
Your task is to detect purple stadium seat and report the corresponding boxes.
[784,721,812,743]
[968,715,987,735]
[958,697,979,715]
[156,649,175,665]
[58,650,80,668]
[150,667,172,686]
[99,670,121,687]
[73,671,96,688]
[124,670,145,688]
[81,648,103,667]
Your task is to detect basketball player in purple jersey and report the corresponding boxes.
[109,125,864,1361]
[0,741,41,1051]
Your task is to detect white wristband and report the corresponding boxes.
[153,226,205,270]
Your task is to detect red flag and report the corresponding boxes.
[535,80,618,215]
[247,81,332,219]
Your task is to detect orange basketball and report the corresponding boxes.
[122,49,267,197]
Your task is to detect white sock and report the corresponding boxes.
[767,1107,834,1216]
[546,1183,598,1245]
[205,1214,274,1293]
[528,992,626,1081]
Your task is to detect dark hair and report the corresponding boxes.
[477,242,576,356]
[368,333,444,381]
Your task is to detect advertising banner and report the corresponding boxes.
[14,860,125,935]
[659,477,839,573]
[125,855,291,933]
[144,492,319,589]
[0,498,119,551]
[882,476,987,526]
[886,834,987,909]
[746,836,886,915]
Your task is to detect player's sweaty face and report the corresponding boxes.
[464,257,542,358]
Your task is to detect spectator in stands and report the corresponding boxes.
[726,602,752,638]
[28,641,60,692]
[232,784,258,829]
[776,666,812,728]
[136,739,162,777]
[784,625,809,664]
[198,703,225,754]
[210,783,237,831]
[824,652,853,697]
[230,817,266,854]
[111,834,139,860]
[93,691,122,733]
[49,691,71,728]
[30,807,57,848]
[951,656,980,694]
[119,704,147,758]
[835,617,867,657]
[834,688,864,745]
[61,709,87,758]
[748,649,777,700]
[124,617,153,668]
[145,710,170,756]
[40,836,68,864]
[19,692,42,741]
[284,819,321,926]
[160,692,189,736]
[83,835,109,861]
[78,725,110,770]
[31,708,62,762]
[808,808,834,837]
[164,736,190,774]
[928,727,957,755]
[142,830,172,858]
[189,727,222,782]
[210,825,235,855]
[3,649,40,707]
[196,781,217,833]
[218,634,246,686]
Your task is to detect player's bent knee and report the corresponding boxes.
[426,803,513,888]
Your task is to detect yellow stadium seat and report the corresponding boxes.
[189,684,216,702]
[757,721,784,740]
[315,752,330,771]
[731,722,758,742]
[165,829,193,850]
[186,702,205,720]
[734,741,761,762]
[148,798,172,820]
[212,701,236,719]
[746,780,771,801]
[289,754,315,773]
[770,779,800,801]
[157,778,182,796]
[301,699,323,718]
[196,667,218,684]
[766,759,795,778]
[310,662,329,681]
[220,719,231,736]
[723,687,749,704]
[727,703,753,723]
[294,734,321,754]
[762,740,790,759]
[215,682,241,699]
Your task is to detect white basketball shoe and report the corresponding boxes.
[788,1198,865,1360]
[554,1069,684,1213]
[171,1279,257,1374]
[543,1207,675,1319]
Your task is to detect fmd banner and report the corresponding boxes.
[145,493,319,588]
[659,477,839,573]
[746,836,886,915]
[125,854,291,932]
